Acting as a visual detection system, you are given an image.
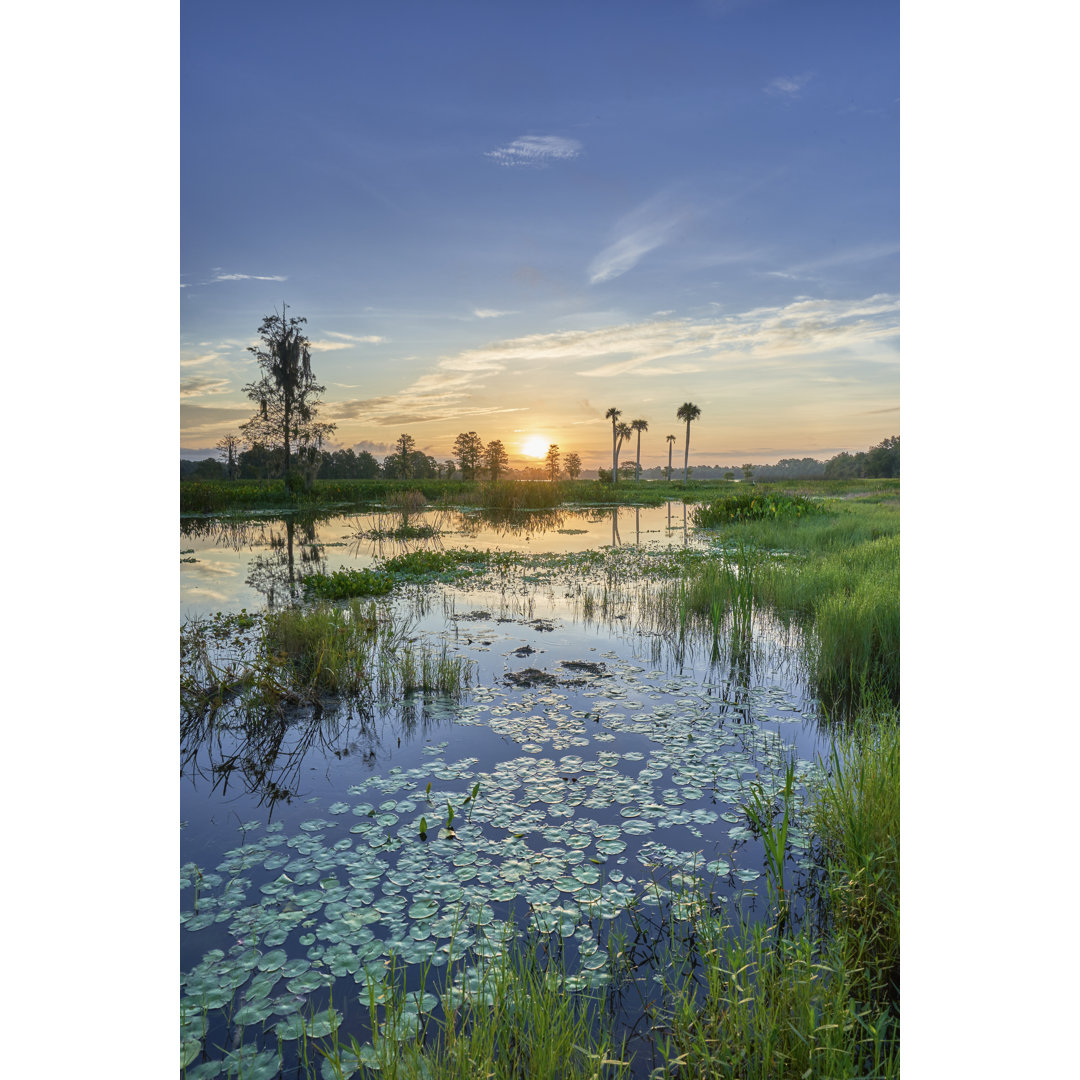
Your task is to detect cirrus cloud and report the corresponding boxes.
[486,135,582,167]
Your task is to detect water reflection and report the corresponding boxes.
[181,694,461,810]
[244,518,328,610]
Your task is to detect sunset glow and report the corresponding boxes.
[521,436,551,459]
[181,3,899,470]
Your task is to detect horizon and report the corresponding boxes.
[181,2,898,471]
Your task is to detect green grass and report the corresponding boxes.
[654,499,900,712]
[651,711,900,1079]
[693,490,828,526]
[181,476,897,514]
[813,712,900,1012]
[180,602,472,715]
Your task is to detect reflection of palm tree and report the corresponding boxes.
[666,434,676,482]
[631,419,648,480]
[605,407,621,484]
[676,402,701,483]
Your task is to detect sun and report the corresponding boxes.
[521,436,550,459]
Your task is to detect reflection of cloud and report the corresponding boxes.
[187,560,240,579]
[588,192,689,284]
[765,73,813,97]
[180,375,231,398]
[486,135,582,167]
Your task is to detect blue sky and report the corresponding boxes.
[181,0,899,467]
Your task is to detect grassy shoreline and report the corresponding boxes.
[180,476,899,515]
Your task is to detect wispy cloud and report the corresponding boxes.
[323,331,386,343]
[211,272,288,282]
[765,73,813,98]
[588,192,689,285]
[180,350,222,369]
[486,135,582,167]
[180,375,232,398]
[473,308,517,319]
[308,340,354,352]
[762,242,899,281]
[422,295,898,383]
[325,294,895,430]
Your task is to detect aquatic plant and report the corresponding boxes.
[302,567,394,599]
[692,490,826,527]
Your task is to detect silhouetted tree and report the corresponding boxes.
[666,434,676,482]
[630,419,648,480]
[484,439,509,481]
[241,305,336,492]
[605,407,622,484]
[564,451,582,480]
[216,433,242,480]
[393,433,417,478]
[741,463,754,483]
[615,422,632,479]
[453,431,485,480]
[545,444,561,481]
[676,402,701,483]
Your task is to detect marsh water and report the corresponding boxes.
[180,503,830,1078]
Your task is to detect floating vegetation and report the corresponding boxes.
[180,492,899,1077]
[302,566,394,599]
[692,490,827,527]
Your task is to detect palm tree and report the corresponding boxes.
[605,407,622,484]
[615,422,632,480]
[666,434,676,482]
[676,402,701,483]
[631,419,648,480]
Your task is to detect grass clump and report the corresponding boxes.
[693,490,827,527]
[180,601,472,716]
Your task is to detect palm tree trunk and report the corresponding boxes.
[635,431,642,481]
[612,421,618,484]
[683,421,691,483]
[667,441,673,482]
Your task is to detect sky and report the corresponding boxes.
[181,0,899,469]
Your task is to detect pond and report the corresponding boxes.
[180,502,831,1078]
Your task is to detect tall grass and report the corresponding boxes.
[310,927,631,1080]
[813,713,900,1011]
[652,500,900,711]
[180,601,473,715]
[653,711,900,1078]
